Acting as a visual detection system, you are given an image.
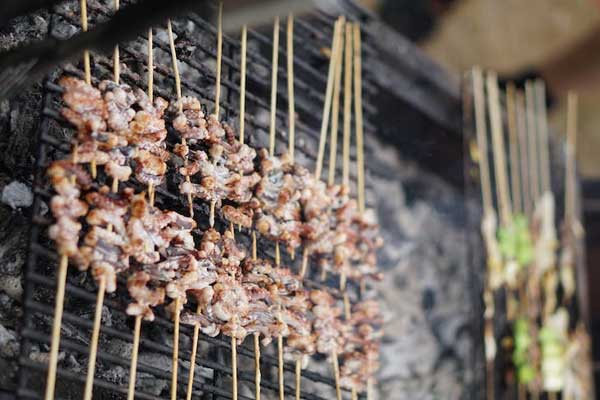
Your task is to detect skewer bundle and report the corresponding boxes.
[470,68,593,399]
[43,7,384,400]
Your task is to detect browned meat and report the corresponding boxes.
[172,96,208,143]
[59,76,107,135]
[126,270,166,321]
[47,161,92,258]
[99,80,136,132]
[310,289,346,355]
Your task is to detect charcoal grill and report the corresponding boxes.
[14,1,392,399]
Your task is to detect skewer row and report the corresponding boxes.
[42,5,382,400]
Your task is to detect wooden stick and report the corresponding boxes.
[98,171,121,400]
[269,17,280,156]
[351,387,358,400]
[316,19,342,179]
[471,67,493,214]
[167,20,182,110]
[300,247,308,278]
[79,0,96,179]
[295,359,302,400]
[148,28,154,102]
[127,315,142,400]
[565,93,578,225]
[506,83,522,214]
[185,305,202,400]
[486,72,512,226]
[232,335,238,400]
[535,80,551,194]
[239,25,247,144]
[275,241,281,267]
[287,14,295,163]
[342,23,353,188]
[277,325,284,400]
[332,351,342,400]
[525,81,540,204]
[367,377,374,400]
[251,234,261,400]
[83,275,107,400]
[171,297,181,400]
[516,92,531,218]
[328,18,344,186]
[80,0,91,85]
[113,0,120,83]
[215,2,223,117]
[254,333,261,400]
[353,24,365,213]
[43,254,68,400]
[167,19,194,218]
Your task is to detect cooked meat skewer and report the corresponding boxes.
[127,25,160,400]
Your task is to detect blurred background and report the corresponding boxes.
[363,0,600,393]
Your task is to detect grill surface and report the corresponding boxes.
[17,1,384,399]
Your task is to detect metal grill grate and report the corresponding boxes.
[17,1,383,399]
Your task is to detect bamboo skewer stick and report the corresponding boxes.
[287,14,295,163]
[79,0,97,179]
[148,29,154,102]
[83,276,107,400]
[332,350,342,400]
[525,82,540,205]
[80,0,91,85]
[185,304,202,400]
[208,5,224,226]
[127,315,142,400]
[215,2,223,117]
[316,19,342,179]
[167,19,193,219]
[565,93,578,227]
[165,19,188,400]
[44,253,68,400]
[328,19,344,186]
[516,92,532,218]
[342,23,353,188]
[254,333,261,400]
[171,297,181,400]
[295,359,302,400]
[535,80,551,194]
[277,325,285,400]
[506,83,522,214]
[486,72,512,227]
[113,0,120,83]
[269,17,280,156]
[302,18,342,279]
[249,231,262,400]
[353,24,365,214]
[239,25,247,144]
[232,333,238,400]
